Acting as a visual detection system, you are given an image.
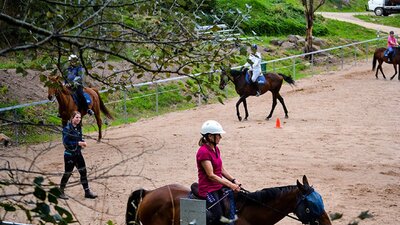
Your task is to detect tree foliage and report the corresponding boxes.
[0,0,249,93]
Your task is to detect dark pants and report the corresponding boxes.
[206,189,235,225]
[74,86,88,112]
[60,152,89,191]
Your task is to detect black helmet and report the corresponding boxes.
[390,31,394,35]
[251,44,258,50]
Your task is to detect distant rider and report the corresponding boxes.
[385,31,399,62]
[242,44,264,96]
[65,54,94,115]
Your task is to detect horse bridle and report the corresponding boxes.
[239,187,323,224]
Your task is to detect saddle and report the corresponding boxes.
[189,183,237,225]
[245,71,266,85]
[189,182,202,199]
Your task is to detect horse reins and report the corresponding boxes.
[239,187,302,222]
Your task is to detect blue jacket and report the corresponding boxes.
[62,122,83,154]
[66,66,84,86]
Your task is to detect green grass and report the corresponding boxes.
[320,0,367,12]
[354,14,400,29]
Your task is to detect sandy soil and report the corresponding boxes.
[2,61,400,225]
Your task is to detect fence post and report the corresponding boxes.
[13,109,19,146]
[123,90,127,123]
[311,53,314,74]
[155,83,159,114]
[292,58,296,80]
[198,92,202,106]
[341,47,344,70]
[354,45,357,66]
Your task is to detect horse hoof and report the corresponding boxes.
[265,117,270,121]
[244,118,248,121]
[238,117,242,121]
[285,115,289,119]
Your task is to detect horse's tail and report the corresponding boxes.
[278,73,296,86]
[372,52,377,71]
[93,88,114,120]
[126,188,146,225]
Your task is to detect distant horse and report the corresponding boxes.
[47,75,113,141]
[372,47,400,80]
[126,175,331,225]
[219,67,295,121]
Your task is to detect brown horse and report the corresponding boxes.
[372,47,400,80]
[219,67,295,121]
[47,75,113,141]
[126,175,331,225]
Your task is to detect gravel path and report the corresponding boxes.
[318,12,400,35]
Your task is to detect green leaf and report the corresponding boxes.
[55,205,74,222]
[48,187,60,204]
[217,96,224,104]
[182,67,190,74]
[33,176,44,186]
[0,202,16,211]
[33,186,47,201]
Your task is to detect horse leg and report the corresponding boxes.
[378,62,386,79]
[243,98,249,121]
[94,111,102,142]
[236,96,246,121]
[266,93,278,120]
[390,63,398,80]
[277,93,289,119]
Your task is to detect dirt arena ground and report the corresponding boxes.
[3,61,400,225]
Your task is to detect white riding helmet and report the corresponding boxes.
[68,54,79,61]
[200,120,226,135]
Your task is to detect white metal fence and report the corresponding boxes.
[0,37,386,144]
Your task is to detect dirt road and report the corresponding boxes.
[3,61,400,225]
[318,12,400,35]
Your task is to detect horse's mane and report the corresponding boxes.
[239,185,297,204]
[230,68,246,78]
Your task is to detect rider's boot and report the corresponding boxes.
[59,187,68,200]
[84,188,98,199]
[87,109,94,116]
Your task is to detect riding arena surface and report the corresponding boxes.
[4,62,400,225]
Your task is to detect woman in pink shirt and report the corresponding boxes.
[386,31,399,62]
[196,120,242,224]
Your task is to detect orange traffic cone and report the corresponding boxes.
[275,118,281,128]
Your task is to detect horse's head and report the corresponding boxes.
[46,75,63,101]
[295,175,332,225]
[219,66,231,90]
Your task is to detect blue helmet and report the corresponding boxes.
[251,44,258,50]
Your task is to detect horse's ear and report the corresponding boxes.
[296,179,305,192]
[302,175,310,187]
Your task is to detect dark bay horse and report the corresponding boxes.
[219,67,295,121]
[372,47,400,80]
[126,175,331,225]
[47,75,113,141]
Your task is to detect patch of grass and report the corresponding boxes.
[320,0,367,12]
[354,14,400,29]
